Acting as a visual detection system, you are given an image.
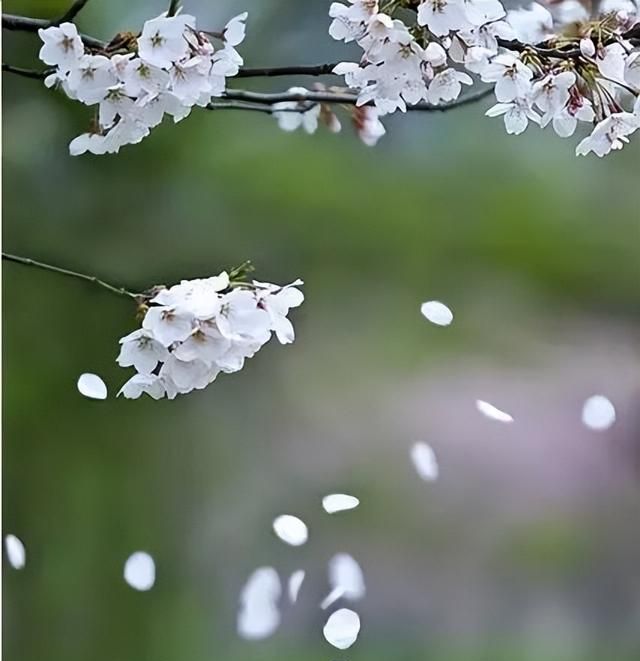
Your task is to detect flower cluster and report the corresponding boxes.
[272,86,387,146]
[38,10,247,155]
[329,0,640,156]
[116,273,303,399]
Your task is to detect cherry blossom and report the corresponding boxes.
[117,272,303,400]
[38,22,84,72]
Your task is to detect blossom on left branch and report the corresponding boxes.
[38,10,248,155]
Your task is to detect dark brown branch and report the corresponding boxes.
[221,86,494,111]
[236,63,340,78]
[2,63,49,79]
[2,13,106,49]
[53,0,92,25]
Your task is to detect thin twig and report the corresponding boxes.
[236,63,340,78]
[2,63,49,79]
[2,13,106,50]
[167,0,181,17]
[2,252,140,299]
[221,86,494,111]
[53,0,92,25]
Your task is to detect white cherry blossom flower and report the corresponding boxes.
[417,0,470,37]
[427,68,473,104]
[506,2,553,43]
[486,99,540,134]
[142,306,194,346]
[137,13,196,69]
[481,53,533,102]
[576,112,639,156]
[38,23,84,72]
[462,0,505,26]
[118,373,166,400]
[532,71,576,121]
[67,54,117,104]
[117,329,170,374]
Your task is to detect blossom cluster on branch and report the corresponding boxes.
[4,0,639,156]
[329,0,640,156]
[38,10,247,154]
[117,273,303,399]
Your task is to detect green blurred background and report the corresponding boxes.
[3,1,640,660]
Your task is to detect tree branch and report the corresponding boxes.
[2,13,106,50]
[236,63,340,78]
[2,63,49,79]
[2,252,141,299]
[220,86,494,111]
[167,1,181,18]
[53,0,93,25]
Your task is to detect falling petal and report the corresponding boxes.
[238,567,282,640]
[4,534,26,570]
[410,442,439,481]
[323,608,361,649]
[123,551,155,591]
[476,399,514,423]
[420,300,453,326]
[582,395,616,431]
[272,514,308,546]
[288,569,305,603]
[320,586,346,610]
[77,373,108,400]
[321,553,366,609]
[322,494,360,514]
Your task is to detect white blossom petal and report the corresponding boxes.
[272,514,308,546]
[476,399,514,423]
[237,567,281,640]
[287,569,306,603]
[420,300,453,326]
[77,373,108,400]
[410,442,439,481]
[123,551,156,591]
[323,608,361,649]
[322,493,360,514]
[4,534,26,570]
[581,395,616,431]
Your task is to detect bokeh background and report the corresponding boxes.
[3,1,640,660]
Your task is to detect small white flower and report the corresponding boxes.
[67,54,117,105]
[118,373,165,400]
[142,306,194,346]
[38,23,84,72]
[575,112,639,157]
[427,68,473,104]
[273,88,322,134]
[117,329,169,374]
[481,53,533,102]
[137,14,196,69]
[124,551,156,591]
[417,0,470,37]
[485,98,540,135]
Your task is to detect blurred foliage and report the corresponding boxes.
[3,1,640,661]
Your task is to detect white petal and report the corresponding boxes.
[323,608,361,649]
[5,534,26,569]
[238,567,281,640]
[328,553,365,601]
[320,586,346,610]
[123,551,155,591]
[322,494,360,514]
[287,569,305,603]
[476,399,514,423]
[410,442,439,481]
[272,514,308,546]
[77,373,108,400]
[581,395,616,431]
[420,300,453,326]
